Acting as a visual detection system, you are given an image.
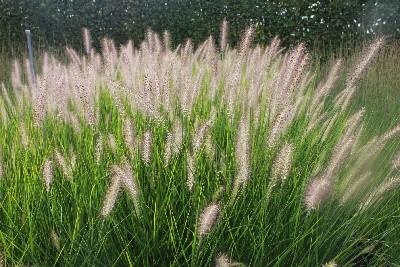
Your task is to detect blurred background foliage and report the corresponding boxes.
[0,0,399,55]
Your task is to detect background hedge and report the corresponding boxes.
[0,0,399,52]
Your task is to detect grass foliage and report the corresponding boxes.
[0,25,399,266]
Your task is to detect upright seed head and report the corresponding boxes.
[120,160,141,216]
[346,37,384,89]
[43,159,53,192]
[193,120,211,153]
[235,116,250,186]
[268,104,296,147]
[220,19,229,52]
[305,177,331,210]
[82,28,92,55]
[95,135,103,164]
[187,154,195,191]
[101,165,122,217]
[142,131,152,165]
[271,143,294,184]
[198,203,220,237]
[54,150,73,180]
[123,118,136,155]
[239,26,254,57]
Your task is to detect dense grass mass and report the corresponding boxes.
[0,25,400,266]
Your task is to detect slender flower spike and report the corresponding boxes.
[54,150,73,180]
[43,159,53,192]
[82,28,92,55]
[198,203,220,237]
[101,166,122,217]
[120,160,141,216]
[123,118,136,155]
[220,19,229,52]
[101,162,141,217]
[95,135,103,164]
[193,120,211,153]
[235,117,250,187]
[346,37,384,89]
[142,131,152,165]
[271,143,294,183]
[187,154,195,191]
[305,177,331,210]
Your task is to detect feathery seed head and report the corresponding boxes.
[142,131,152,165]
[271,143,294,183]
[239,26,254,57]
[305,177,331,210]
[187,154,195,191]
[95,135,103,164]
[198,202,220,237]
[235,116,250,186]
[43,159,53,192]
[101,165,122,217]
[220,19,229,52]
[123,118,137,155]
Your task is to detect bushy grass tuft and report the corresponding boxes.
[0,24,399,266]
